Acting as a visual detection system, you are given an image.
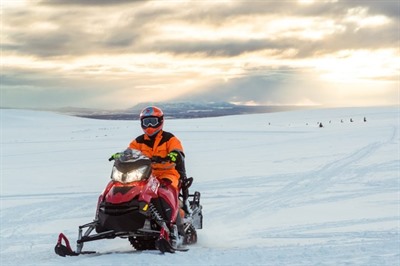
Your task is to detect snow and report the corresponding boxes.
[1,106,399,265]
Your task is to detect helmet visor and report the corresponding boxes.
[142,117,159,128]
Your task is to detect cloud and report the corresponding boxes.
[39,0,145,6]
[174,68,327,105]
[4,1,398,58]
[1,0,399,109]
[175,67,399,107]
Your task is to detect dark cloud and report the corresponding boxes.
[11,32,76,57]
[3,6,149,57]
[175,1,398,23]
[350,0,400,19]
[175,69,325,105]
[149,39,275,57]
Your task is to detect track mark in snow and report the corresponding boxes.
[254,142,384,211]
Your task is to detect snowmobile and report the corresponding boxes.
[54,148,203,256]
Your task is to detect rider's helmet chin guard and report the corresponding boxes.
[140,106,164,137]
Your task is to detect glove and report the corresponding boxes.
[167,151,179,162]
[108,152,122,161]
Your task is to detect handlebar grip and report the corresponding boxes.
[151,156,170,163]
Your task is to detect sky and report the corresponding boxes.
[1,0,399,110]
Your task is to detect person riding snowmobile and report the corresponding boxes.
[129,106,187,192]
[54,106,201,255]
[110,106,191,238]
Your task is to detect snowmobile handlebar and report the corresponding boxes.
[108,154,170,163]
[151,156,172,163]
[108,156,169,163]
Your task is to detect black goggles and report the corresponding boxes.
[142,117,160,127]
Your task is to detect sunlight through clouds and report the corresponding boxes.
[314,49,399,82]
[1,0,399,109]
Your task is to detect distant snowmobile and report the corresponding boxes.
[55,149,203,256]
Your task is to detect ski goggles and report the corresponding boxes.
[141,117,160,127]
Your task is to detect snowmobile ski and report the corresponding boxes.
[54,233,96,257]
[155,238,189,253]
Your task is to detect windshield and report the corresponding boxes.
[111,149,152,183]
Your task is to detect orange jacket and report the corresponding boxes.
[129,130,184,190]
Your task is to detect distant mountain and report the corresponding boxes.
[56,102,315,120]
[126,101,237,119]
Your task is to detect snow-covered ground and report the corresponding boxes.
[1,106,399,265]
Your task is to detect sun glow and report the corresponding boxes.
[298,0,314,4]
[1,0,30,8]
[313,49,399,83]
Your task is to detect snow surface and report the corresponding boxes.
[1,106,399,266]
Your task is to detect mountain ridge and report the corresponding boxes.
[52,102,316,120]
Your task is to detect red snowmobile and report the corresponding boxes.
[55,149,203,256]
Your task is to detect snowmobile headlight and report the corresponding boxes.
[111,165,149,183]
